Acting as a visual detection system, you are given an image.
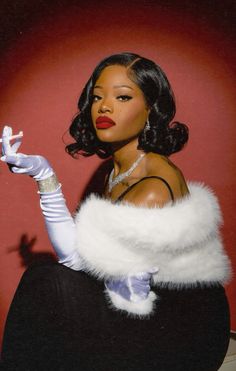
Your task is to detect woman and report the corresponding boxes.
[0,53,231,370]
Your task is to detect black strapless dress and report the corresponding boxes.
[1,262,230,371]
[1,178,231,370]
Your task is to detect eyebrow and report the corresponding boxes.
[94,84,134,90]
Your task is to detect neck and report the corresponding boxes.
[111,138,144,177]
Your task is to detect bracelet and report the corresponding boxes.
[37,174,61,193]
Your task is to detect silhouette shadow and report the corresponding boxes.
[8,234,57,268]
[7,160,113,268]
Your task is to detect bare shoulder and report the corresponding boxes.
[123,153,189,208]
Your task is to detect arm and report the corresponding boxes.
[1,126,83,270]
[0,126,157,313]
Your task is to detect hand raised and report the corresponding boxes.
[1,125,54,181]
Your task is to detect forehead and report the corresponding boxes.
[94,65,137,89]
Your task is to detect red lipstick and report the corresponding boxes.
[96,116,116,129]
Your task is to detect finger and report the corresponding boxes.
[1,153,26,166]
[1,154,19,165]
[0,154,18,164]
[11,167,29,174]
[1,127,13,156]
[11,137,22,153]
[2,126,12,137]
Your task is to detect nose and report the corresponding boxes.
[98,98,113,113]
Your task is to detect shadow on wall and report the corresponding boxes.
[7,160,112,269]
[8,234,57,268]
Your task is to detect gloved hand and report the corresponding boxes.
[1,126,54,181]
[0,125,83,271]
[105,268,158,303]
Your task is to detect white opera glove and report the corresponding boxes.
[0,125,83,270]
[105,271,153,302]
[1,126,54,180]
[105,269,158,316]
[39,186,84,270]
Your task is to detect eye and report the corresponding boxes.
[92,94,102,102]
[117,95,132,102]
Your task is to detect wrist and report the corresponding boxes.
[37,174,60,193]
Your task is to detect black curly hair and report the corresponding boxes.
[66,52,188,158]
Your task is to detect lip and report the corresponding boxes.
[95,116,116,129]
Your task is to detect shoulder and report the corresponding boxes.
[122,154,189,207]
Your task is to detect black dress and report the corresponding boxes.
[0,262,230,371]
[0,179,231,370]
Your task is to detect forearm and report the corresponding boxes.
[37,174,60,193]
[37,176,84,270]
[0,126,83,270]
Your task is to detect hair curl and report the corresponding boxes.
[66,52,188,158]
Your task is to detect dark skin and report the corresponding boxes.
[91,65,189,207]
[105,151,189,206]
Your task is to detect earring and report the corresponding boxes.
[144,119,150,131]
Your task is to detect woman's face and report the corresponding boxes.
[91,65,149,144]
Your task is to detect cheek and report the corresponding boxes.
[91,105,96,121]
[120,105,147,129]
[91,105,99,128]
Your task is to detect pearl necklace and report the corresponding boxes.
[108,153,145,193]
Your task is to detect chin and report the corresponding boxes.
[95,131,122,143]
[95,133,115,143]
[95,128,141,147]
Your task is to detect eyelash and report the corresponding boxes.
[117,95,132,101]
[92,95,132,102]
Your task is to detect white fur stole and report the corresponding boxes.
[74,182,232,315]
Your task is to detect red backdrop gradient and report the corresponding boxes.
[0,1,235,347]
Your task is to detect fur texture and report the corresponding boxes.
[104,288,157,317]
[75,182,231,288]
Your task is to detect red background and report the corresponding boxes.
[0,0,235,347]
